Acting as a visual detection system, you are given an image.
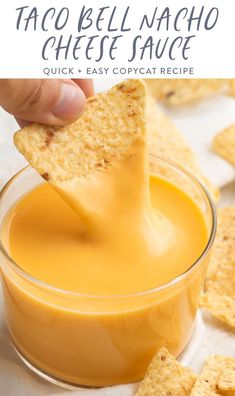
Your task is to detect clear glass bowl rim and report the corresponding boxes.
[0,155,217,300]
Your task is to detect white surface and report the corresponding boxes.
[0,81,235,395]
[164,95,235,187]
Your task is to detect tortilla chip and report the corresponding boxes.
[14,79,147,183]
[218,368,235,395]
[206,260,235,297]
[201,207,235,328]
[146,94,220,201]
[200,293,235,328]
[135,347,196,396]
[212,125,235,166]
[146,79,234,106]
[206,207,235,277]
[191,356,235,396]
[229,80,235,97]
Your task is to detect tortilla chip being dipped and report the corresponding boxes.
[14,79,150,232]
[14,79,147,184]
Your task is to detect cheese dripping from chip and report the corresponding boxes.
[14,79,177,267]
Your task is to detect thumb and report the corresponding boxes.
[0,79,86,125]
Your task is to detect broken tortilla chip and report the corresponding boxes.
[146,94,220,201]
[135,347,196,396]
[212,125,235,167]
[191,355,235,396]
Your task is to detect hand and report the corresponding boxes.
[0,79,93,127]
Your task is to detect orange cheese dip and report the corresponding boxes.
[4,176,207,294]
[1,174,209,386]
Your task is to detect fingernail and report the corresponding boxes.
[53,83,86,121]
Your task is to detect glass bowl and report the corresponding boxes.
[0,156,216,389]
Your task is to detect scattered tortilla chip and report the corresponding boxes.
[206,207,235,277]
[218,368,235,395]
[146,94,220,201]
[191,356,235,396]
[14,79,147,183]
[206,260,235,297]
[200,293,235,329]
[212,125,235,166]
[135,347,196,396]
[229,80,235,97]
[201,207,235,328]
[146,79,234,106]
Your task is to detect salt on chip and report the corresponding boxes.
[191,355,235,396]
[146,94,220,202]
[212,125,235,166]
[146,79,234,106]
[135,347,196,396]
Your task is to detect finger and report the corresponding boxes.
[0,79,86,125]
[73,79,94,97]
[15,118,30,128]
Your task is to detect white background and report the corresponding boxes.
[0,0,235,78]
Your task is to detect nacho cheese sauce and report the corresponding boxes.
[3,176,207,295]
[1,174,210,387]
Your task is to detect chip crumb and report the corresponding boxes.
[191,355,235,396]
[135,347,196,396]
[212,125,235,166]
